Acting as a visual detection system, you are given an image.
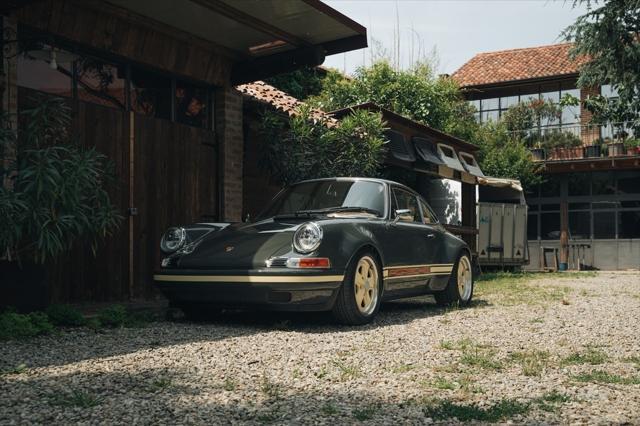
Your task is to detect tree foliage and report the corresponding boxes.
[260,106,386,185]
[309,61,476,137]
[0,96,122,263]
[563,0,640,132]
[265,67,342,101]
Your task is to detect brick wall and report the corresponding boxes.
[580,85,600,145]
[215,86,244,222]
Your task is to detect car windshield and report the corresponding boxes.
[258,180,385,219]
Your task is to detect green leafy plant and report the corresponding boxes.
[97,304,128,328]
[45,304,86,327]
[260,106,386,184]
[0,96,122,264]
[0,309,54,340]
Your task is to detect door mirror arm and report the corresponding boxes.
[393,209,413,224]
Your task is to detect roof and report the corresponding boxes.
[237,81,338,127]
[452,43,589,88]
[329,102,479,153]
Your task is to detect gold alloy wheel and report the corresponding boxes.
[354,255,379,315]
[457,255,473,301]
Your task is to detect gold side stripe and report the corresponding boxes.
[385,273,444,280]
[383,263,453,271]
[154,274,344,283]
[430,266,454,273]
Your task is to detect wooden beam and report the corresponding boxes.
[191,0,309,48]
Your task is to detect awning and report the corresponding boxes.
[477,176,523,192]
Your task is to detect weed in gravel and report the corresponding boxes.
[260,375,281,400]
[0,310,54,340]
[1,363,27,375]
[460,347,502,371]
[562,349,609,366]
[352,404,379,421]
[572,370,640,385]
[423,399,529,422]
[45,304,86,327]
[256,406,282,423]
[529,317,545,324]
[321,402,339,416]
[475,272,578,306]
[150,377,172,391]
[50,389,103,408]
[509,350,550,377]
[432,377,457,390]
[223,377,237,391]
[330,359,360,380]
[533,391,571,412]
[623,356,640,368]
[391,363,415,374]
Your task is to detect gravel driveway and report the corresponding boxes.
[1,272,639,425]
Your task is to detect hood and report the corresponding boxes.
[177,218,302,269]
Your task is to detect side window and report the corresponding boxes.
[392,188,422,223]
[419,199,438,224]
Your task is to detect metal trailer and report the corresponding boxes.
[476,179,529,269]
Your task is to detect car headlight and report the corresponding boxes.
[160,227,186,254]
[293,222,323,253]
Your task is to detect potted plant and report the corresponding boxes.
[0,96,122,312]
[624,138,640,156]
[584,142,602,158]
[543,129,583,160]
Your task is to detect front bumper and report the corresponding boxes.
[154,269,344,311]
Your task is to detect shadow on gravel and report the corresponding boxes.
[0,297,491,371]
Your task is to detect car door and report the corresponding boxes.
[417,197,445,264]
[380,187,434,296]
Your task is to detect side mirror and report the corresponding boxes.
[394,209,413,223]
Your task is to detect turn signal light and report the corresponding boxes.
[286,257,331,268]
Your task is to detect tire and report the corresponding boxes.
[332,251,383,325]
[434,252,474,307]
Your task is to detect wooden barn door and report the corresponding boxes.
[131,114,217,298]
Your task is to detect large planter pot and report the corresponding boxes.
[530,148,545,161]
[584,145,602,158]
[627,147,640,156]
[607,142,625,157]
[0,261,48,313]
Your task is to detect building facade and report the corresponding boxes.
[1,0,367,304]
[453,43,640,270]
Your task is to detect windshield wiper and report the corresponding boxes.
[294,206,381,216]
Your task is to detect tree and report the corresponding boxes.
[563,0,640,132]
[309,61,476,138]
[264,66,342,101]
[260,106,386,185]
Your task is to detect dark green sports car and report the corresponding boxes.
[154,177,474,325]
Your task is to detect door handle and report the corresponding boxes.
[426,233,435,239]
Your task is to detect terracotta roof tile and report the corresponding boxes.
[236,81,338,127]
[451,43,589,88]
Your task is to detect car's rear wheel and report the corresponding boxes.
[434,252,474,307]
[332,252,382,325]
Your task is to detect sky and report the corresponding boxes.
[323,0,590,75]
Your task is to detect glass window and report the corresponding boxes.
[469,100,480,111]
[619,211,640,239]
[540,212,561,240]
[621,200,640,208]
[176,81,208,128]
[540,176,561,197]
[541,204,560,211]
[481,98,499,110]
[130,68,172,120]
[481,110,499,123]
[592,172,615,195]
[593,201,619,209]
[569,211,590,239]
[601,84,618,98]
[527,213,538,240]
[419,199,438,224]
[569,202,590,210]
[541,91,560,104]
[17,45,74,97]
[521,93,539,103]
[593,211,616,239]
[568,173,590,196]
[500,96,519,109]
[392,189,421,223]
[617,171,640,195]
[75,57,126,109]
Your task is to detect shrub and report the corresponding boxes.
[97,305,128,328]
[46,304,86,327]
[0,310,54,340]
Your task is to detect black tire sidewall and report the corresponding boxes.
[334,251,383,324]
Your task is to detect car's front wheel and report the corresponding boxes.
[332,252,382,325]
[434,252,474,307]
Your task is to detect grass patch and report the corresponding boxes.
[572,370,640,385]
[352,404,379,421]
[0,310,54,340]
[321,402,339,416]
[260,375,281,400]
[1,363,28,375]
[150,377,172,391]
[509,350,550,377]
[223,377,236,391]
[330,359,360,380]
[475,272,590,306]
[562,349,609,366]
[50,389,103,408]
[623,356,640,368]
[440,338,501,371]
[432,377,457,390]
[391,363,415,374]
[533,391,571,413]
[424,399,529,422]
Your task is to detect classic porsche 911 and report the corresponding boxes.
[154,177,474,325]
